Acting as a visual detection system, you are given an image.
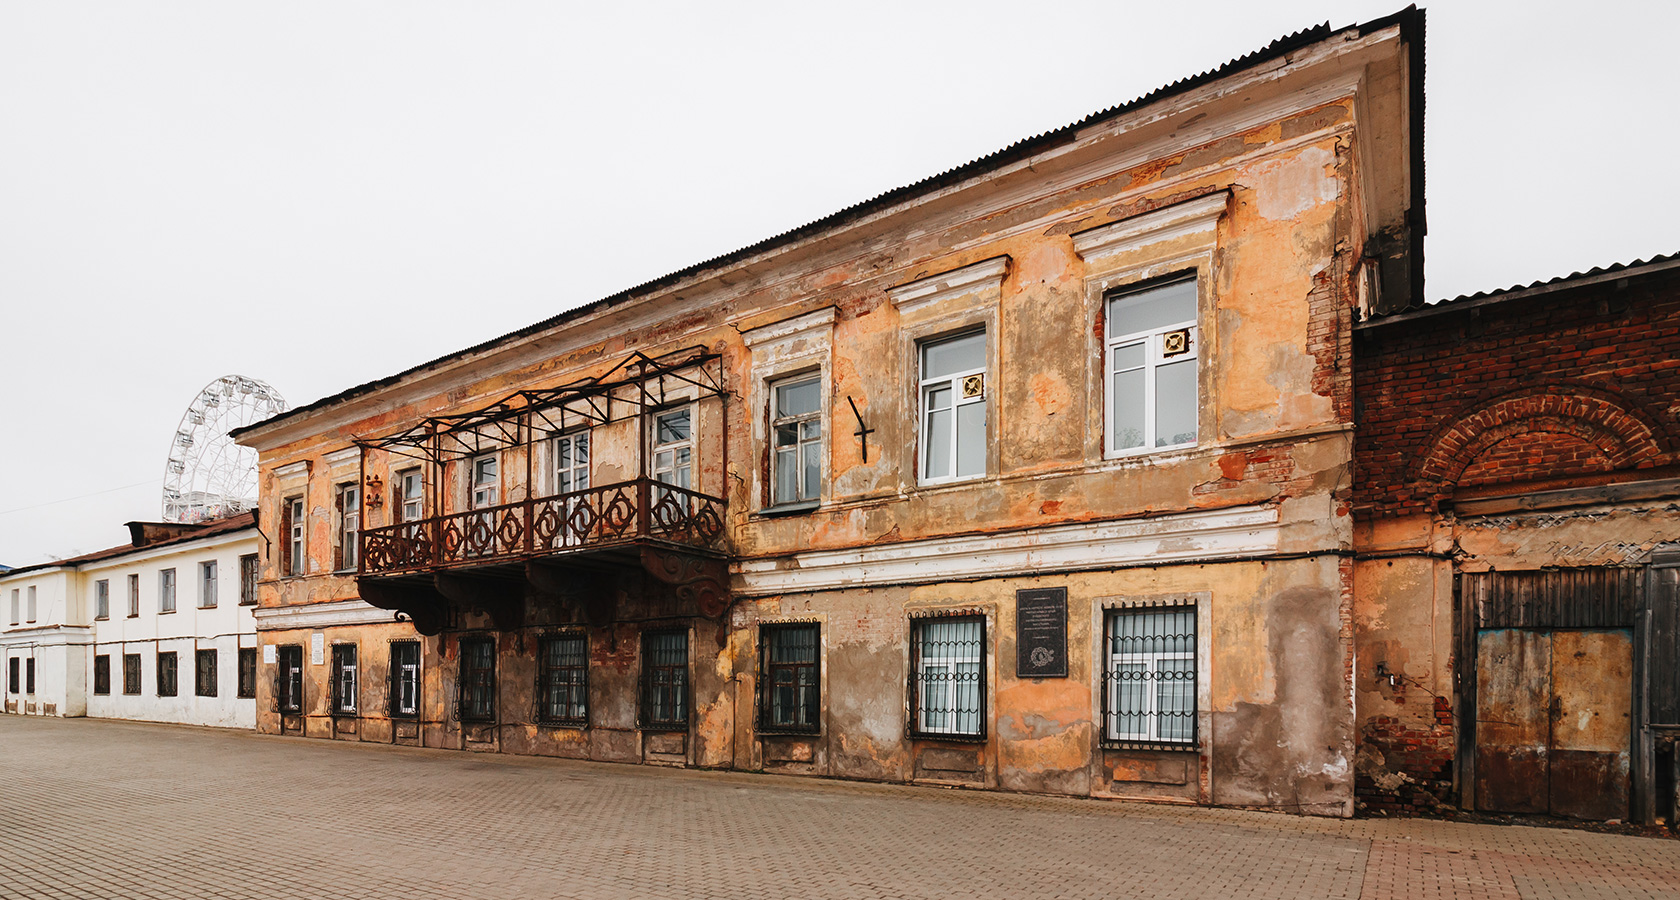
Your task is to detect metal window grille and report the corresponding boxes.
[331,644,357,714]
[640,630,688,730]
[539,633,588,725]
[93,655,110,695]
[239,554,258,605]
[195,649,217,697]
[200,561,217,608]
[1102,606,1197,748]
[237,648,257,699]
[389,641,420,717]
[95,580,109,620]
[26,658,35,694]
[458,637,496,722]
[277,645,303,712]
[910,616,985,738]
[123,654,141,695]
[758,623,820,734]
[157,652,178,697]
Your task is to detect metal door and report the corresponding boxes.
[1474,628,1632,819]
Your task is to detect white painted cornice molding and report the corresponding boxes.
[1071,192,1229,262]
[887,256,1010,316]
[741,306,837,349]
[252,598,395,631]
[323,447,360,467]
[273,461,311,480]
[732,503,1279,596]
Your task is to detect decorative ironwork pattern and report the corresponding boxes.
[909,616,986,739]
[1102,606,1197,749]
[358,478,725,577]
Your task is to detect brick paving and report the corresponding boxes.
[2,716,1678,900]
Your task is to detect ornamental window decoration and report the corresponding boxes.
[909,616,985,738]
[1102,605,1197,748]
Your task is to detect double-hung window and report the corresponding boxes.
[239,554,257,605]
[199,561,217,608]
[157,651,178,697]
[196,649,217,697]
[331,644,357,715]
[652,410,692,494]
[390,641,420,717]
[467,456,499,557]
[397,468,424,524]
[458,637,495,722]
[909,616,985,738]
[1106,277,1199,454]
[640,630,688,730]
[159,569,177,614]
[919,332,987,483]
[553,432,591,546]
[759,623,820,734]
[127,574,139,617]
[93,655,111,695]
[1102,606,1197,747]
[277,645,304,713]
[123,653,142,695]
[285,497,306,576]
[771,377,822,507]
[538,633,588,725]
[337,483,360,571]
[94,580,110,620]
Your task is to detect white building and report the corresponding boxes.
[1,512,259,728]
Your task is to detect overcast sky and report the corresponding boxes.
[2,0,1676,567]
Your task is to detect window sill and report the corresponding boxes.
[159,610,176,616]
[238,601,257,607]
[639,722,688,733]
[1104,441,1198,462]
[1100,740,1197,753]
[757,727,821,738]
[753,501,820,520]
[333,568,357,576]
[331,710,357,718]
[540,719,588,730]
[94,616,109,622]
[126,614,139,619]
[916,474,986,490]
[907,731,988,744]
[198,604,217,610]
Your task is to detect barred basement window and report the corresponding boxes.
[458,637,495,722]
[157,651,178,697]
[123,653,141,695]
[195,648,217,697]
[1102,606,1197,748]
[539,633,588,725]
[758,623,820,734]
[26,657,36,694]
[331,644,357,714]
[7,656,17,693]
[277,645,303,713]
[909,616,985,738]
[93,654,111,695]
[640,630,688,731]
[237,648,257,699]
[390,641,420,717]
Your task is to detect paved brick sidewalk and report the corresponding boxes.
[2,716,1677,899]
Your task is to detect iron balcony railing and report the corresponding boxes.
[359,478,726,577]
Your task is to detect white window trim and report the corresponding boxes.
[395,467,425,524]
[1090,594,1212,761]
[650,406,694,491]
[1104,278,1201,458]
[552,431,591,497]
[742,307,835,515]
[769,373,824,507]
[469,454,500,510]
[199,561,218,609]
[286,496,307,577]
[917,331,988,486]
[158,568,177,614]
[337,483,361,572]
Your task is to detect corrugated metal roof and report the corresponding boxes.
[1357,250,1680,329]
[0,511,258,579]
[235,7,1423,441]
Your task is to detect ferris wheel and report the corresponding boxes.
[161,375,289,524]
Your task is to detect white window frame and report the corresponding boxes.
[910,616,986,737]
[918,331,988,485]
[651,408,693,492]
[158,569,176,614]
[332,644,358,715]
[337,483,361,572]
[396,468,424,523]
[94,579,109,620]
[286,496,306,577]
[392,641,420,717]
[198,561,217,609]
[1104,277,1200,457]
[553,431,590,496]
[769,375,822,507]
[470,454,500,510]
[1102,606,1197,746]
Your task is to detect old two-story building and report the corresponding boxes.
[231,10,1424,816]
[1353,253,1680,824]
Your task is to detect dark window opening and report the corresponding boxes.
[239,554,258,605]
[277,645,303,713]
[7,657,17,693]
[539,633,588,725]
[93,654,111,695]
[458,637,495,722]
[123,654,141,695]
[25,658,36,695]
[195,648,217,697]
[909,616,986,739]
[390,641,420,717]
[156,652,178,698]
[237,648,257,699]
[331,644,358,715]
[640,630,688,731]
[759,623,820,734]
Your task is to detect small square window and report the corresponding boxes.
[640,630,688,731]
[909,616,985,738]
[538,633,588,726]
[758,623,820,734]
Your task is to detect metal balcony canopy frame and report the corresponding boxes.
[354,346,728,467]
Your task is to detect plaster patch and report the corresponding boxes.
[1250,146,1338,222]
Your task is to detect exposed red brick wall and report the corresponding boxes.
[1357,695,1455,814]
[1354,268,1680,517]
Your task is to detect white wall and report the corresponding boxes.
[1,566,90,717]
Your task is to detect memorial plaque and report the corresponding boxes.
[1016,587,1068,678]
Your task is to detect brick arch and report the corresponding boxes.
[1415,387,1669,492]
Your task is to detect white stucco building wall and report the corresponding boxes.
[1,565,90,717]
